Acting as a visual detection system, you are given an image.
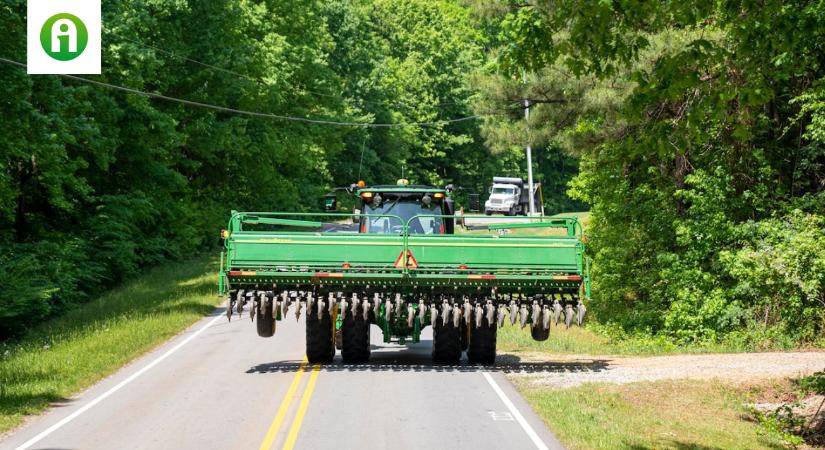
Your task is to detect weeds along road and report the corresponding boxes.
[0,305,564,450]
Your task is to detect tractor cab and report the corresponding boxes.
[356,180,455,235]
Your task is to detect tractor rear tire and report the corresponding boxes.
[459,319,469,352]
[306,304,335,363]
[432,317,461,364]
[467,316,497,365]
[256,296,276,338]
[341,313,371,364]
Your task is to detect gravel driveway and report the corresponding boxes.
[501,351,825,389]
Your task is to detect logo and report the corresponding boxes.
[28,0,101,74]
[40,13,88,61]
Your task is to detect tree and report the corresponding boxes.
[472,0,825,342]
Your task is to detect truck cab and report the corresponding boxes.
[355,180,455,235]
[485,181,523,216]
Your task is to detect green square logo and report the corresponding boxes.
[27,0,101,74]
[40,13,88,61]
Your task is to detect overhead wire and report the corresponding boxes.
[104,31,471,112]
[0,57,492,128]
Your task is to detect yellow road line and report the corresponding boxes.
[281,364,321,450]
[258,359,308,450]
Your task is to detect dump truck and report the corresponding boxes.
[484,177,544,216]
[219,180,589,364]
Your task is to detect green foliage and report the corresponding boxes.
[752,404,807,448]
[322,0,489,190]
[472,0,825,345]
[722,213,825,342]
[0,241,103,338]
[795,371,825,396]
[5,0,823,348]
[750,371,825,448]
[0,0,491,338]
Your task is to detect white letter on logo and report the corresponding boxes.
[51,19,77,53]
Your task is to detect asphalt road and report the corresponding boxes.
[1,305,565,450]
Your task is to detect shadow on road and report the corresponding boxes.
[627,440,785,450]
[246,352,609,374]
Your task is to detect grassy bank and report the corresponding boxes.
[0,257,219,434]
[515,379,789,450]
[495,324,760,357]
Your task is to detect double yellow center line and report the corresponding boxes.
[258,359,321,450]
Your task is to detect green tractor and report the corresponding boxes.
[220,180,589,365]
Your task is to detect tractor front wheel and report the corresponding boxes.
[306,304,335,363]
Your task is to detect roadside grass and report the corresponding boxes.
[496,323,754,357]
[496,325,670,356]
[514,379,788,450]
[0,257,220,435]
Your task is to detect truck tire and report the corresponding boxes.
[507,206,515,216]
[485,210,492,216]
[306,304,335,363]
[432,317,461,364]
[467,316,497,364]
[256,296,276,338]
[341,313,370,363]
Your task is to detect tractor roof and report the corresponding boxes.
[357,185,446,195]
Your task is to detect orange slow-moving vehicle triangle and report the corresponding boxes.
[406,250,418,269]
[394,249,418,269]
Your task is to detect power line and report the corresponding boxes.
[0,57,491,128]
[108,33,262,85]
[105,31,471,112]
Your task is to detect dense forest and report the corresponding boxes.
[476,0,825,345]
[1,0,823,345]
[1,0,577,337]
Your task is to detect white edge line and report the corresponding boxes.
[14,311,225,450]
[482,371,549,450]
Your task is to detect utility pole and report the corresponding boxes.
[523,71,536,216]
